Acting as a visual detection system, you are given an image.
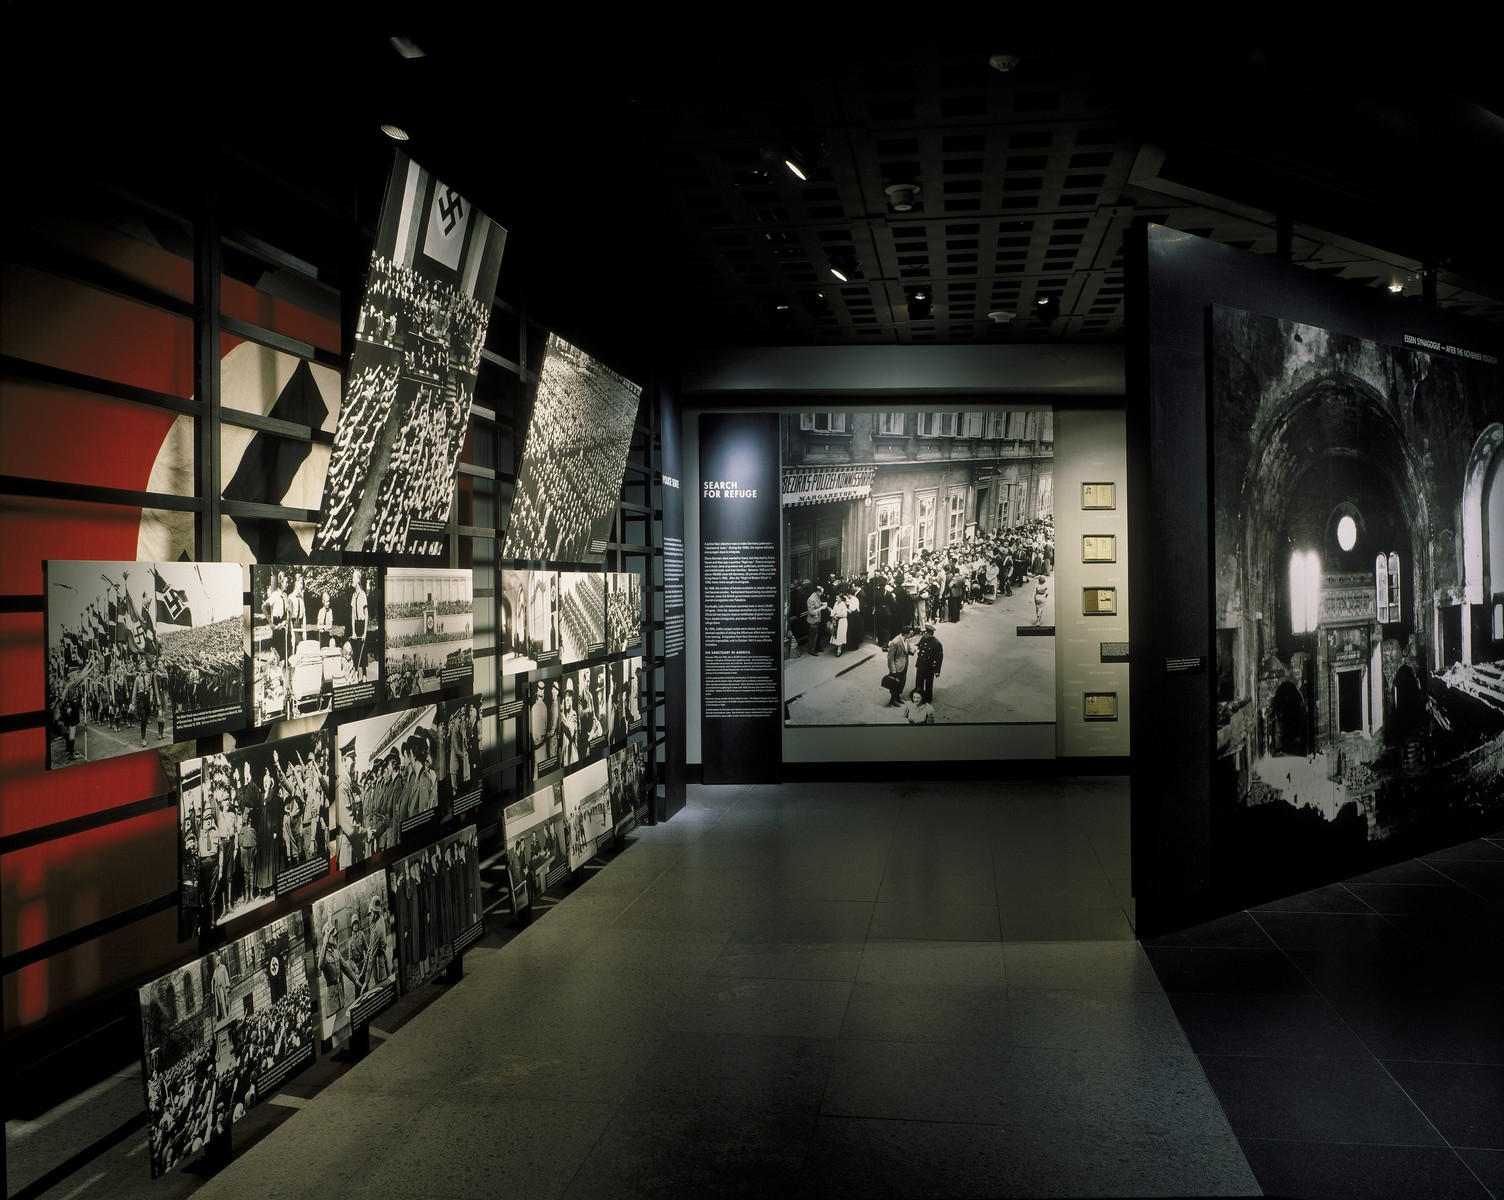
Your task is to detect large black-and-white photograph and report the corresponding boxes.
[558,570,606,665]
[310,874,398,1052]
[499,566,560,675]
[558,664,608,774]
[386,825,483,993]
[436,694,483,820]
[337,705,442,854]
[499,333,642,564]
[562,758,613,870]
[177,730,331,939]
[503,781,567,907]
[608,655,644,750]
[607,739,649,830]
[138,962,215,1177]
[523,678,561,782]
[313,152,507,556]
[780,411,1056,725]
[45,560,245,768]
[250,564,381,726]
[383,567,474,699]
[605,570,644,654]
[1212,306,1504,875]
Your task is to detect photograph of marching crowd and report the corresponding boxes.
[45,560,244,769]
[336,706,443,854]
[313,154,506,555]
[500,332,642,564]
[177,731,332,937]
[607,739,650,830]
[310,874,398,1052]
[499,566,560,675]
[383,567,474,699]
[562,758,614,870]
[251,564,381,726]
[558,569,607,665]
[503,782,567,907]
[385,825,483,994]
[780,410,1057,726]
[140,914,314,1177]
[605,570,644,654]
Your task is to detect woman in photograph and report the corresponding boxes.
[904,688,935,725]
[830,592,850,658]
[557,687,579,768]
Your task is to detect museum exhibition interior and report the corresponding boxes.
[3,21,1501,1200]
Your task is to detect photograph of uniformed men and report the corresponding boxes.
[251,565,381,725]
[502,782,566,907]
[607,739,649,828]
[558,570,607,665]
[386,826,483,993]
[383,567,474,700]
[500,332,644,564]
[436,695,483,817]
[177,732,331,938]
[525,678,560,781]
[605,570,644,654]
[336,706,442,854]
[45,560,245,768]
[311,874,397,1051]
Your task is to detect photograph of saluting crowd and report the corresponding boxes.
[177,730,332,938]
[500,332,642,564]
[45,560,245,769]
[250,564,381,726]
[310,874,398,1052]
[312,153,506,556]
[383,567,474,699]
[780,410,1056,726]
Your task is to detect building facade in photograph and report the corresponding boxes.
[780,409,1053,585]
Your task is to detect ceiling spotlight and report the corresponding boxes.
[829,254,860,283]
[781,141,825,182]
[907,290,933,321]
[1387,280,1405,294]
[885,183,923,212]
[380,123,411,142]
[989,53,1020,73]
[389,37,426,59]
[1034,296,1058,323]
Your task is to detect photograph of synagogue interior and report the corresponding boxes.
[3,20,1502,1200]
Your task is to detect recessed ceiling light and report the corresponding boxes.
[987,310,1015,322]
[988,54,1020,73]
[380,123,411,142]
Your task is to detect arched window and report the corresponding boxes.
[1375,551,1402,623]
[1290,549,1321,634]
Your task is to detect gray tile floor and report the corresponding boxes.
[9,778,1262,1199]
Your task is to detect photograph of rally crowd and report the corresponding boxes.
[383,567,474,699]
[337,706,443,854]
[386,826,483,994]
[45,560,245,769]
[313,155,506,556]
[605,570,644,654]
[503,782,567,907]
[562,759,613,870]
[558,570,606,665]
[177,731,332,938]
[499,566,560,675]
[311,874,398,1052]
[500,332,642,564]
[139,915,314,1177]
[251,564,381,726]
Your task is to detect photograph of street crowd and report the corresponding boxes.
[383,567,474,699]
[780,411,1056,725]
[177,731,332,937]
[45,560,245,768]
[500,333,642,563]
[313,154,506,555]
[250,564,381,726]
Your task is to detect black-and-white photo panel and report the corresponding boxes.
[557,570,606,665]
[383,566,473,700]
[436,694,483,820]
[499,332,642,564]
[607,739,650,831]
[605,570,644,654]
[499,566,560,675]
[177,730,331,939]
[250,564,381,726]
[557,665,608,774]
[562,758,613,870]
[606,655,645,751]
[780,410,1056,725]
[313,151,507,556]
[502,781,567,907]
[138,961,215,1177]
[310,873,399,1053]
[44,560,245,768]
[336,705,443,854]
[523,677,561,783]
[385,825,483,993]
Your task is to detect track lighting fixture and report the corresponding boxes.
[781,140,825,182]
[907,289,933,321]
[380,123,411,142]
[829,254,860,283]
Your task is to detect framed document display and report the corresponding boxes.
[1082,587,1117,616]
[1081,481,1116,510]
[1083,691,1118,721]
[1081,534,1116,563]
